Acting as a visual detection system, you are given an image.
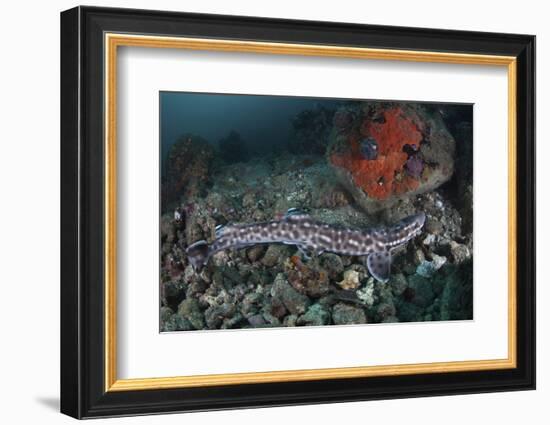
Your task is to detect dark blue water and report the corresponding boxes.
[160,91,344,162]
[160,92,471,161]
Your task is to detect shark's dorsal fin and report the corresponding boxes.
[284,207,307,217]
[284,208,310,222]
[365,251,392,283]
[215,224,227,238]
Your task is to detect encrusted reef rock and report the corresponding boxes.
[177,298,205,330]
[332,303,367,325]
[162,134,214,211]
[327,103,455,212]
[271,273,311,315]
[297,303,331,326]
[284,255,330,298]
[337,269,361,290]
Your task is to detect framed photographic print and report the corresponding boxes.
[60,6,535,419]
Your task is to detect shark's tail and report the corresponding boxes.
[186,240,210,271]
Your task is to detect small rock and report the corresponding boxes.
[297,304,331,326]
[337,269,361,290]
[271,273,311,315]
[222,313,245,329]
[262,312,281,326]
[422,233,436,246]
[221,266,244,289]
[248,269,268,287]
[286,263,330,298]
[212,250,231,267]
[204,303,235,329]
[160,306,173,323]
[242,192,256,208]
[247,314,266,327]
[162,280,186,307]
[416,254,447,278]
[262,245,288,267]
[183,265,195,283]
[347,263,369,281]
[407,274,435,308]
[402,262,417,275]
[356,278,376,307]
[177,298,205,330]
[450,241,470,264]
[162,314,194,332]
[211,269,224,287]
[283,315,298,326]
[376,302,396,321]
[332,303,367,325]
[185,279,208,298]
[247,245,266,262]
[432,253,447,268]
[199,268,211,284]
[241,292,263,316]
[319,253,344,280]
[265,297,287,318]
[389,273,408,296]
[236,280,252,297]
[413,248,425,265]
[425,217,444,235]
[396,300,423,322]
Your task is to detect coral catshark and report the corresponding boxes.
[186,209,425,283]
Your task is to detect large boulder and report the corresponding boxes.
[327,103,455,212]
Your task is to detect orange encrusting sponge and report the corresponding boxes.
[330,107,423,200]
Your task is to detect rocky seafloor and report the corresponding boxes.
[160,103,473,331]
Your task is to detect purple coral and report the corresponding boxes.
[405,155,424,178]
[359,137,379,160]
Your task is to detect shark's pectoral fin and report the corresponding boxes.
[186,240,210,271]
[365,251,392,283]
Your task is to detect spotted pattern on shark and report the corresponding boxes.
[186,210,426,283]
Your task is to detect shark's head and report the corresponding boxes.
[385,212,426,249]
[398,212,426,233]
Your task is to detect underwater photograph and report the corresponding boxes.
[159,92,473,332]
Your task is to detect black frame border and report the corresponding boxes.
[60,6,535,419]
